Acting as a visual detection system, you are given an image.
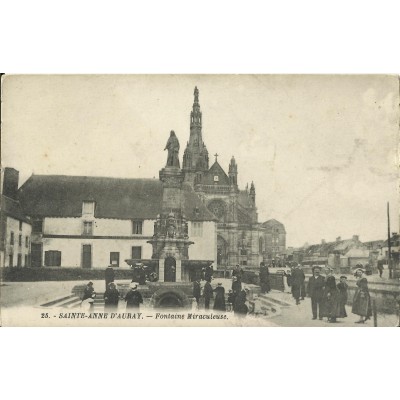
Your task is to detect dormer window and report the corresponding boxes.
[82,201,95,217]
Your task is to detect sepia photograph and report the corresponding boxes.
[1,74,399,326]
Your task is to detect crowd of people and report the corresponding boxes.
[295,265,372,323]
[260,262,373,324]
[80,264,148,312]
[192,264,250,317]
[79,261,375,324]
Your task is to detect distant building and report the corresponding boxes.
[0,168,32,267]
[380,233,400,264]
[301,235,366,270]
[261,219,287,263]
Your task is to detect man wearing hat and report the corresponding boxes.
[124,282,143,309]
[307,266,326,320]
[203,279,214,310]
[105,265,115,290]
[81,282,96,312]
[82,281,95,302]
[291,264,305,305]
[104,282,120,312]
[193,278,201,306]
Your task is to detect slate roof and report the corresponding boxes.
[382,234,400,247]
[345,248,370,258]
[200,161,230,185]
[1,195,31,223]
[304,237,364,257]
[238,190,253,209]
[18,175,216,221]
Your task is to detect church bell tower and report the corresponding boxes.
[183,87,209,186]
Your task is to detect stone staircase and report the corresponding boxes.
[41,294,82,309]
[249,292,294,317]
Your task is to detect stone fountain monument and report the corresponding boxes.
[147,130,194,282]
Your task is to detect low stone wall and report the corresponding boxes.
[72,281,193,309]
[1,267,136,282]
[266,271,400,314]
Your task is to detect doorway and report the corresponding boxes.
[164,257,176,282]
[31,243,42,267]
[82,244,92,268]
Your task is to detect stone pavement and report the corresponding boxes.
[257,289,399,327]
[0,279,111,308]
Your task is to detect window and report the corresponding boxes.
[24,255,28,267]
[19,221,23,231]
[10,232,14,245]
[213,175,219,182]
[132,220,143,235]
[191,222,203,237]
[131,246,142,259]
[32,219,43,233]
[9,254,13,267]
[17,254,22,267]
[45,251,61,267]
[240,260,247,266]
[82,201,95,217]
[83,221,93,235]
[259,237,264,253]
[19,234,22,246]
[25,236,29,248]
[240,249,247,256]
[110,252,120,267]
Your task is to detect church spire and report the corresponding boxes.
[228,156,238,186]
[190,86,202,128]
[183,87,209,179]
[250,181,256,205]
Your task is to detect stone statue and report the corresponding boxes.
[167,212,176,238]
[164,130,180,168]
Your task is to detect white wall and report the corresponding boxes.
[189,220,217,263]
[40,216,155,268]
[37,217,216,268]
[42,237,153,268]
[4,217,31,267]
[44,217,154,237]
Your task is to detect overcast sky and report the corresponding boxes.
[2,75,399,247]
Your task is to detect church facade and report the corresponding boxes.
[181,87,286,268]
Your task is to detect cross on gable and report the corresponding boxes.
[214,153,219,162]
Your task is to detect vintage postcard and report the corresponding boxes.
[1,74,399,327]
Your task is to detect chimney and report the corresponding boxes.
[2,168,19,200]
[321,239,326,244]
[336,236,341,242]
[353,235,359,241]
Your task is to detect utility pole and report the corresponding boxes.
[388,202,392,279]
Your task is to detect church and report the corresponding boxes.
[181,87,286,269]
[1,86,286,275]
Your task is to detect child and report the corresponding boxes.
[227,289,234,312]
[337,275,348,318]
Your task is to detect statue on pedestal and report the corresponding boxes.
[164,130,180,168]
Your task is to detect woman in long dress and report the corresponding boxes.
[213,283,226,311]
[352,268,372,323]
[323,276,342,323]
